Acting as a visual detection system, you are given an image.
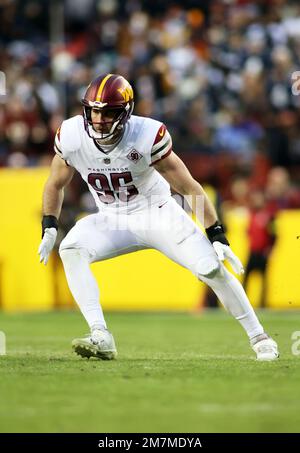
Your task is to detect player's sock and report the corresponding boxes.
[249,332,269,345]
[201,266,264,339]
[59,248,107,330]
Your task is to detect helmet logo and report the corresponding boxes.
[117,85,133,102]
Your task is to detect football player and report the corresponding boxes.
[38,74,279,361]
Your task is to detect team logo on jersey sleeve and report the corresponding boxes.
[126,148,142,163]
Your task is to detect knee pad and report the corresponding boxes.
[59,246,91,263]
[195,255,221,279]
[59,247,77,264]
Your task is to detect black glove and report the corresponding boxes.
[205,221,229,246]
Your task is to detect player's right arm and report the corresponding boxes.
[38,155,75,265]
[42,155,75,218]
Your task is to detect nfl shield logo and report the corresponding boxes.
[103,158,111,164]
[127,148,142,164]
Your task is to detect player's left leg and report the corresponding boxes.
[199,268,278,360]
[142,199,279,361]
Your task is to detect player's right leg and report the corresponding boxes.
[59,212,146,359]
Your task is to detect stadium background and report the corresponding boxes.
[1,0,300,312]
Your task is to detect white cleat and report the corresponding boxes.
[72,329,117,360]
[251,337,279,361]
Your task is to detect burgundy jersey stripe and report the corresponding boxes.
[152,124,167,146]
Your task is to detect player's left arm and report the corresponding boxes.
[150,125,217,228]
[154,151,244,274]
[154,150,217,228]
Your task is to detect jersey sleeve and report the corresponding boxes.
[53,115,82,166]
[150,124,173,166]
[53,117,79,165]
[54,125,64,159]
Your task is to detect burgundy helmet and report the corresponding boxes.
[82,73,134,140]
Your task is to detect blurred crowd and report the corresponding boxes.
[1,0,300,208]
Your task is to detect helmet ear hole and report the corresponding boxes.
[84,106,92,123]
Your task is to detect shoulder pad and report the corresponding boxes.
[60,115,83,155]
[131,115,163,148]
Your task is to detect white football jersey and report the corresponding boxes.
[54,115,173,213]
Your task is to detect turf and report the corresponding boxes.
[0,310,299,433]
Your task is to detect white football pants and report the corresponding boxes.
[59,198,264,339]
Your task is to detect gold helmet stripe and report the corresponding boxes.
[95,74,113,102]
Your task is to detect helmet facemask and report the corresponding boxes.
[83,102,133,142]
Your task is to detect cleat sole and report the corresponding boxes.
[72,341,117,361]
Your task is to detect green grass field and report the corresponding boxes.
[0,310,299,433]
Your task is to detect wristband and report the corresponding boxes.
[42,215,58,237]
[205,221,229,246]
